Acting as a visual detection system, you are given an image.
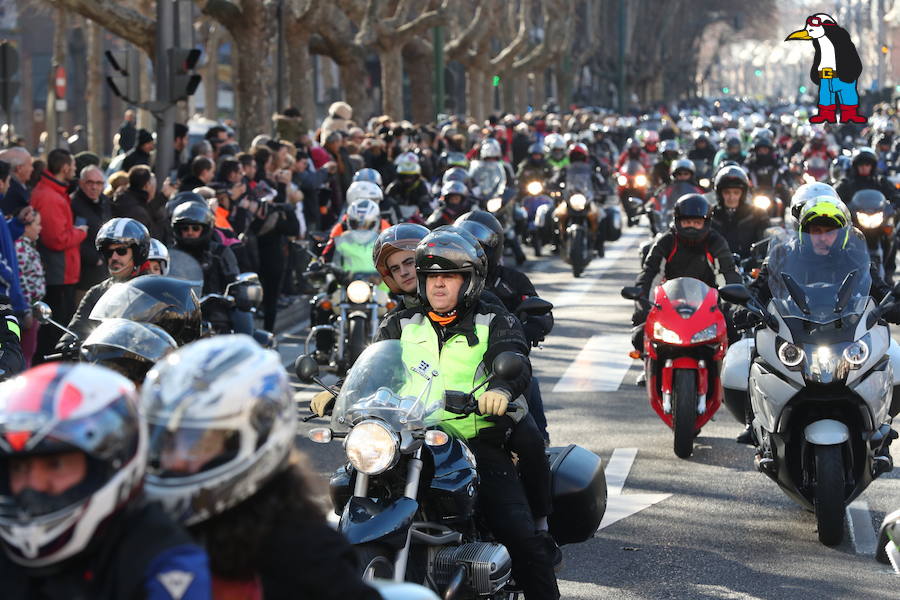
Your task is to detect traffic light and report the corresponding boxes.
[754,69,763,77]
[105,48,140,103]
[799,85,807,94]
[722,87,730,94]
[492,75,501,87]
[167,48,201,102]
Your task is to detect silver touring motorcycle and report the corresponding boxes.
[720,231,900,546]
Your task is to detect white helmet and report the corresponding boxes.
[395,151,421,176]
[142,335,295,526]
[0,363,146,567]
[147,238,169,276]
[346,198,381,231]
[788,182,840,227]
[479,138,502,160]
[346,180,384,206]
[545,133,566,152]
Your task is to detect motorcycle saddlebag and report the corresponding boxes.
[546,444,607,545]
[604,206,622,242]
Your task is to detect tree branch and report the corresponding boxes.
[48,0,156,56]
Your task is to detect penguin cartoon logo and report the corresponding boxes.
[785,13,866,125]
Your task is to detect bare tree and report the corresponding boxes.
[198,0,277,145]
[47,0,156,56]
[85,20,105,153]
[284,0,319,124]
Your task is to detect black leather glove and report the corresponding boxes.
[522,319,548,346]
[732,308,761,331]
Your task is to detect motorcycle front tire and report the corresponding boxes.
[814,444,846,546]
[346,315,369,369]
[570,228,586,277]
[673,369,698,459]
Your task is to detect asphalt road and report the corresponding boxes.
[273,215,899,599]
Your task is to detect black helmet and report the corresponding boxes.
[81,318,177,384]
[95,217,151,268]
[89,276,202,345]
[752,136,774,151]
[528,142,545,157]
[373,222,430,294]
[672,193,711,244]
[454,210,504,277]
[669,158,695,178]
[171,200,215,250]
[851,147,877,172]
[725,136,741,150]
[415,228,487,313]
[713,164,750,206]
[166,191,206,220]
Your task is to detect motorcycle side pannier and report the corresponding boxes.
[546,444,607,545]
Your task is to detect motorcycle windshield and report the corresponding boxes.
[566,164,595,200]
[89,278,192,324]
[622,160,645,175]
[81,318,177,361]
[660,277,710,318]
[331,340,446,433]
[767,229,872,323]
[167,249,204,295]
[468,161,506,199]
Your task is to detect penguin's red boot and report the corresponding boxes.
[809,104,837,123]
[840,105,867,124]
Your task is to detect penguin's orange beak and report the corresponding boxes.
[785,29,812,41]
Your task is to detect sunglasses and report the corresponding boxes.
[177,224,204,233]
[102,247,130,258]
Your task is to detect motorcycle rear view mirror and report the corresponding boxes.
[294,354,320,383]
[517,296,553,316]
[492,351,526,381]
[620,286,642,301]
[32,301,53,323]
[718,284,752,306]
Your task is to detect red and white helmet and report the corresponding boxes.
[0,363,146,567]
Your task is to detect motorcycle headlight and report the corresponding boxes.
[690,324,718,344]
[526,181,543,195]
[699,178,710,188]
[345,420,399,475]
[842,339,869,367]
[652,322,682,344]
[346,280,372,304]
[857,211,884,229]
[617,175,628,186]
[752,195,772,211]
[778,341,805,367]
[487,197,503,213]
[634,174,648,187]
[569,194,587,211]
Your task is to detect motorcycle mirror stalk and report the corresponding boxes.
[718,284,779,330]
[294,354,340,396]
[31,301,80,340]
[444,352,526,415]
[620,286,660,310]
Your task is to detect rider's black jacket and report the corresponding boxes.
[709,203,770,260]
[835,174,899,206]
[0,501,207,600]
[635,229,742,303]
[0,295,24,378]
[176,239,239,297]
[58,277,121,349]
[486,265,552,347]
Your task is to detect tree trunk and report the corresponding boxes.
[233,29,271,147]
[286,28,315,127]
[338,60,371,121]
[44,7,66,150]
[85,20,104,154]
[378,45,404,120]
[466,67,484,123]
[531,69,545,109]
[404,39,434,124]
[201,25,222,118]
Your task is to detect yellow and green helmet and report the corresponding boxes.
[798,197,852,247]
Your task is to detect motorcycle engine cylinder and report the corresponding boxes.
[431,542,512,596]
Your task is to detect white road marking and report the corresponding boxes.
[846,499,878,555]
[603,447,637,497]
[597,448,671,532]
[546,226,646,309]
[552,333,635,392]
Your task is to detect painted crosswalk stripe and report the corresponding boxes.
[552,334,635,392]
[846,499,878,555]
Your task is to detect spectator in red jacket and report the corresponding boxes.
[30,148,87,363]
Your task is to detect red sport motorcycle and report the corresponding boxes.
[622,277,728,458]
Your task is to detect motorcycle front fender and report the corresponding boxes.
[339,496,419,550]
[803,419,850,446]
